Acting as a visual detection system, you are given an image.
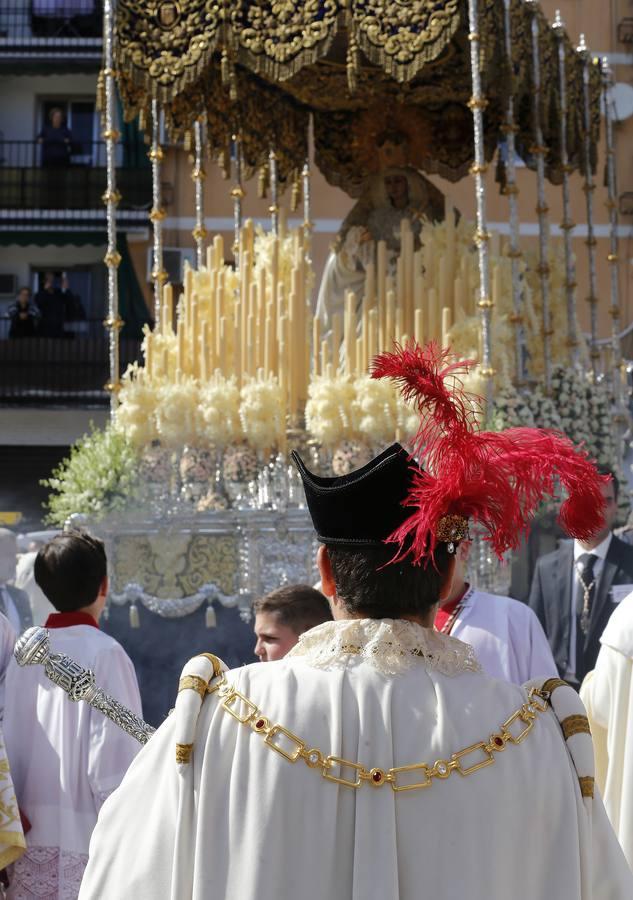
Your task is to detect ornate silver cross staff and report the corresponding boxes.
[14,627,155,745]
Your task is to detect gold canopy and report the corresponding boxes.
[114,0,602,195]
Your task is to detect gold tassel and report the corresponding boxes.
[347,34,359,94]
[205,603,217,628]
[258,165,268,199]
[129,603,140,629]
[291,174,300,212]
[221,49,230,85]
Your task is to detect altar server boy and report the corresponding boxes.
[3,530,142,899]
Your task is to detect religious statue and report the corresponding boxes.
[316,132,446,327]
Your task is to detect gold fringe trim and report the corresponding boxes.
[353,1,462,85]
[560,714,591,741]
[578,775,594,799]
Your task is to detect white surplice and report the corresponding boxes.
[79,618,632,900]
[4,624,143,899]
[448,588,558,685]
[0,611,16,721]
[581,591,633,869]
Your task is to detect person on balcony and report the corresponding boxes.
[8,287,40,338]
[37,108,72,168]
[34,272,74,338]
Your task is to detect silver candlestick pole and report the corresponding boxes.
[231,133,244,265]
[527,1,553,393]
[501,0,526,385]
[149,98,167,327]
[601,57,624,410]
[192,116,208,270]
[102,0,122,412]
[15,627,155,745]
[269,147,279,237]
[578,34,599,378]
[553,11,579,368]
[302,156,312,266]
[467,0,494,411]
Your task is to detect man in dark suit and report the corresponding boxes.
[528,470,633,687]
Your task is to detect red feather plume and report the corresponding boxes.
[371,341,608,565]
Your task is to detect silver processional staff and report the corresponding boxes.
[14,626,155,745]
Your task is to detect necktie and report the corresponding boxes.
[575,553,597,682]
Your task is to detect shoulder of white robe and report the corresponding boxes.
[525,676,595,806]
[173,653,228,767]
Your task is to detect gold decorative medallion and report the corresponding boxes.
[157,0,180,30]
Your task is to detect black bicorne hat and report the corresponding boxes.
[291,443,419,546]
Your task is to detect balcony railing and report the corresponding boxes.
[0,317,141,406]
[0,2,102,44]
[0,141,151,212]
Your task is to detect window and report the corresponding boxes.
[39,98,99,164]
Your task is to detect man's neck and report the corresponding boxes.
[578,531,611,553]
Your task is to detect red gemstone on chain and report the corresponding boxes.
[493,736,504,748]
[255,719,266,730]
[372,771,383,783]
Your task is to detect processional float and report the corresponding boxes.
[85,0,627,622]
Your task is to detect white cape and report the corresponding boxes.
[81,619,632,900]
[450,589,558,685]
[581,592,633,868]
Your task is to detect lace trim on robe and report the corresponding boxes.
[8,846,88,900]
[287,618,480,676]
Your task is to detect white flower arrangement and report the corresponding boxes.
[305,373,356,447]
[198,372,242,448]
[490,380,535,430]
[239,374,285,450]
[115,363,160,448]
[42,424,141,526]
[155,377,201,449]
[352,375,398,446]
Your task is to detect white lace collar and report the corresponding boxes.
[287,618,481,677]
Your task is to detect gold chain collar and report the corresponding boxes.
[180,668,550,792]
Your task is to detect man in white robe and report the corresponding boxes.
[80,441,632,900]
[436,540,558,684]
[4,531,142,899]
[581,591,633,868]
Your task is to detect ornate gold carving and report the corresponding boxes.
[157,0,180,30]
[110,532,238,599]
[351,0,461,83]
[113,0,600,194]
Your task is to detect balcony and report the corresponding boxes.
[0,140,152,226]
[0,2,102,63]
[0,316,141,406]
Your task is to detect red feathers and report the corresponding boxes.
[372,341,608,564]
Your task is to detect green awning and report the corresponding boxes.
[0,230,107,246]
